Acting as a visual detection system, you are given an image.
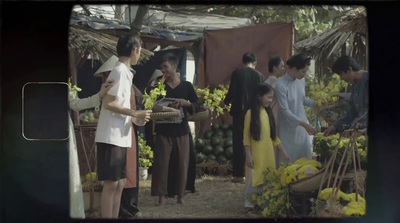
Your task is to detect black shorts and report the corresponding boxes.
[96,143,127,181]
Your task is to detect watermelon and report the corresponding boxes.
[224,130,233,138]
[203,130,214,139]
[213,145,224,156]
[195,138,205,152]
[202,145,213,155]
[214,130,225,138]
[220,123,230,131]
[217,155,228,164]
[207,154,217,161]
[196,153,206,163]
[211,122,221,131]
[211,137,222,147]
[224,137,233,148]
[225,146,233,159]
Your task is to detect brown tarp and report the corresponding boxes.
[198,22,294,89]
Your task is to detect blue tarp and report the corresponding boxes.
[70,9,253,42]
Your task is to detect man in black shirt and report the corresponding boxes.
[224,52,264,183]
[151,53,199,205]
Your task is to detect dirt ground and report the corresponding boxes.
[86,174,262,219]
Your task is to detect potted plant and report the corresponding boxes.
[138,132,153,180]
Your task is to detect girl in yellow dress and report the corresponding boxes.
[243,83,290,210]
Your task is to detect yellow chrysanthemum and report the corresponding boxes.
[85,172,97,181]
[347,193,366,203]
[262,207,271,217]
[318,188,345,201]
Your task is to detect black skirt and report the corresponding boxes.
[96,143,127,181]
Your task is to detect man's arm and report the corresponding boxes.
[102,94,136,117]
[224,71,237,105]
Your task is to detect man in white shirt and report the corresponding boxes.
[95,34,151,219]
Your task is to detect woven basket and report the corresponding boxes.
[315,200,347,217]
[150,111,181,120]
[289,168,327,193]
[80,120,98,125]
[188,109,211,121]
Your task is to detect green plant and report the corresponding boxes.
[196,84,231,117]
[313,133,367,167]
[138,132,153,168]
[247,165,290,217]
[142,78,167,110]
[68,77,82,99]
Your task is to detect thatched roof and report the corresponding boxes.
[294,7,367,60]
[68,26,154,66]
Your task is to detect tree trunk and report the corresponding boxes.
[131,5,149,35]
[80,5,91,16]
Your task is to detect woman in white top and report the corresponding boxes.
[275,54,317,163]
[68,79,113,218]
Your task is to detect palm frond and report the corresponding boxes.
[68,26,154,66]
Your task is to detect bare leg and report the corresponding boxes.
[111,179,126,218]
[177,195,184,204]
[158,196,165,206]
[100,180,118,218]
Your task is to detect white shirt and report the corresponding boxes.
[95,61,133,148]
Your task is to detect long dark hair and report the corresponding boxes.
[250,83,277,141]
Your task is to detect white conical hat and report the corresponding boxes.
[148,69,164,85]
[94,55,119,76]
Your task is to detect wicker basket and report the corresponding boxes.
[150,111,181,120]
[188,109,211,121]
[80,120,98,125]
[315,200,347,217]
[289,168,327,193]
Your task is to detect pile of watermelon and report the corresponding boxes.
[195,122,233,165]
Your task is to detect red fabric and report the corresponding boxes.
[198,22,293,89]
[125,87,137,188]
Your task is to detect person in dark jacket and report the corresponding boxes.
[151,53,199,205]
[324,56,368,135]
[223,52,264,183]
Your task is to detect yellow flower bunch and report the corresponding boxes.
[345,193,366,203]
[68,77,82,99]
[309,74,348,107]
[138,133,153,168]
[318,188,366,216]
[81,172,103,192]
[196,84,231,117]
[280,159,322,186]
[341,194,366,216]
[142,78,167,110]
[314,133,368,167]
[318,188,347,200]
[248,166,290,218]
[85,172,97,182]
[294,157,323,168]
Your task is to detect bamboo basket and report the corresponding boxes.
[289,168,328,193]
[187,108,211,121]
[150,111,181,120]
[315,199,347,217]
